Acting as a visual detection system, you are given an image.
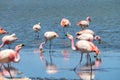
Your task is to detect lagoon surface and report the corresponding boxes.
[0,0,120,80]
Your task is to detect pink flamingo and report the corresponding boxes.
[77,17,91,30]
[39,31,59,52]
[76,33,101,44]
[76,29,94,35]
[33,22,41,37]
[0,27,8,35]
[60,18,71,35]
[76,29,101,44]
[60,18,71,28]
[65,33,100,69]
[0,33,18,49]
[0,44,24,78]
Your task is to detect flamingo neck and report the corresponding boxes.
[39,40,47,49]
[94,36,101,40]
[13,53,20,63]
[15,48,20,53]
[70,38,76,50]
[0,42,5,48]
[8,52,20,63]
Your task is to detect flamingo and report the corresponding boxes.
[0,27,8,35]
[65,33,100,69]
[60,18,71,28]
[33,22,41,37]
[60,18,71,35]
[0,33,18,49]
[39,31,59,52]
[0,43,24,63]
[76,33,101,44]
[76,29,101,44]
[77,17,91,30]
[76,29,94,36]
[0,44,24,78]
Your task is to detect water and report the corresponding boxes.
[0,0,120,80]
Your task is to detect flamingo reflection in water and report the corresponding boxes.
[74,57,102,80]
[39,51,58,74]
[0,66,31,80]
[0,66,22,78]
[61,49,69,60]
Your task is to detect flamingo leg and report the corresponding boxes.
[74,53,83,70]
[0,63,3,70]
[87,53,92,80]
[37,31,40,38]
[8,44,11,49]
[49,40,52,53]
[7,63,13,79]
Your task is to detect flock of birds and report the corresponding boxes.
[0,16,101,80]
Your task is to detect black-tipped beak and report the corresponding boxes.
[19,44,24,47]
[65,34,68,36]
[40,48,45,53]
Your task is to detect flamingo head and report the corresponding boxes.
[0,27,8,34]
[95,36,101,44]
[15,44,24,51]
[65,33,74,40]
[86,16,91,22]
[53,32,59,38]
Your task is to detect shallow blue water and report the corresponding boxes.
[0,0,120,80]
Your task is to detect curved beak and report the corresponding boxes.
[18,44,24,47]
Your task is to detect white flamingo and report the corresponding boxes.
[33,22,41,37]
[76,29,94,36]
[77,17,91,30]
[76,29,101,44]
[0,44,24,78]
[76,33,101,44]
[39,31,59,52]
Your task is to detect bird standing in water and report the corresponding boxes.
[65,33,100,69]
[0,33,18,49]
[60,18,71,35]
[0,44,24,78]
[33,22,41,38]
[77,17,91,30]
[76,29,94,35]
[39,31,59,52]
[76,33,101,44]
[76,29,101,44]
